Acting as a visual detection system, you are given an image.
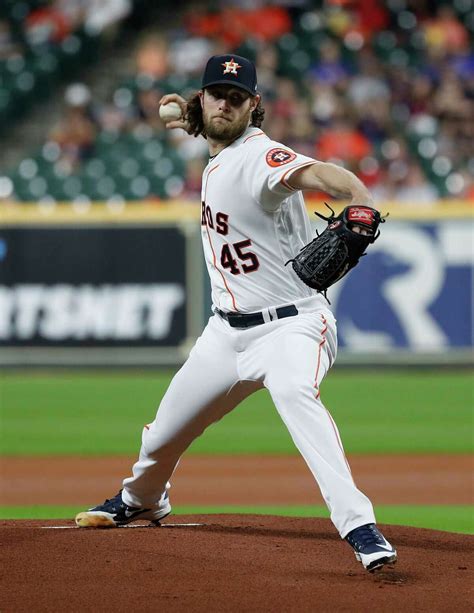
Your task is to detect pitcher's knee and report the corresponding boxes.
[142,427,184,459]
[267,375,317,407]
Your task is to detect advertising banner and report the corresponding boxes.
[0,227,187,348]
[323,219,473,353]
[0,211,471,365]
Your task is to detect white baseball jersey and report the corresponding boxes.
[200,126,327,313]
[120,124,377,543]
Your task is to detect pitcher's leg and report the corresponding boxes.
[122,318,261,508]
[122,366,257,508]
[264,313,375,537]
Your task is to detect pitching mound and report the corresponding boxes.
[1,515,472,612]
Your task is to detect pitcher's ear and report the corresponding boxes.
[251,93,261,111]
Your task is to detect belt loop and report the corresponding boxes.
[268,306,278,322]
[261,309,273,324]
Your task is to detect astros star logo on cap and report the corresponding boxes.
[222,58,242,75]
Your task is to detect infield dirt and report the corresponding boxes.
[2,454,472,505]
[2,515,473,612]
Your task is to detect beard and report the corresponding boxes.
[203,108,252,142]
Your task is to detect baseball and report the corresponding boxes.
[159,101,182,122]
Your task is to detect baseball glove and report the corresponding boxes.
[287,204,386,294]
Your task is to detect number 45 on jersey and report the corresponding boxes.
[202,201,260,276]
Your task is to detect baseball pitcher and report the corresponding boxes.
[76,55,396,573]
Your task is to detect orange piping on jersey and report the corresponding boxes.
[325,407,353,476]
[204,163,221,186]
[312,314,353,476]
[313,316,328,397]
[243,131,265,143]
[280,161,317,191]
[204,224,238,311]
[203,163,239,312]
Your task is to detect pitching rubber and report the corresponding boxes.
[75,512,116,528]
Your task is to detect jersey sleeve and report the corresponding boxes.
[244,140,316,211]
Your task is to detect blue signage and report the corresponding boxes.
[324,220,473,351]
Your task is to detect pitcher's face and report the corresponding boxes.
[200,86,259,141]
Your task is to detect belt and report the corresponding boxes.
[216,304,298,329]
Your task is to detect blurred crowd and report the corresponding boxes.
[0,0,132,137]
[5,0,474,203]
[0,0,130,50]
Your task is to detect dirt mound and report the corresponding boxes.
[1,515,472,612]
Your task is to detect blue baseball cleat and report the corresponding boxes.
[75,489,171,528]
[345,523,397,572]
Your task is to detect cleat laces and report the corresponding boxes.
[348,524,386,550]
[97,491,126,512]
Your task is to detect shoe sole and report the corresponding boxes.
[75,505,172,528]
[75,512,117,528]
[355,551,398,572]
[367,554,397,572]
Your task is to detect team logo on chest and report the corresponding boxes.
[266,148,297,167]
[222,58,242,75]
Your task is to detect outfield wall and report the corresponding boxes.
[0,200,472,366]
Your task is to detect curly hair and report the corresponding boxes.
[186,92,265,138]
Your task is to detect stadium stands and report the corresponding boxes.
[3,0,473,204]
[0,0,104,133]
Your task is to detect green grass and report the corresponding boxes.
[1,370,472,455]
[1,505,472,534]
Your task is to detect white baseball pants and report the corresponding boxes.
[122,300,376,538]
